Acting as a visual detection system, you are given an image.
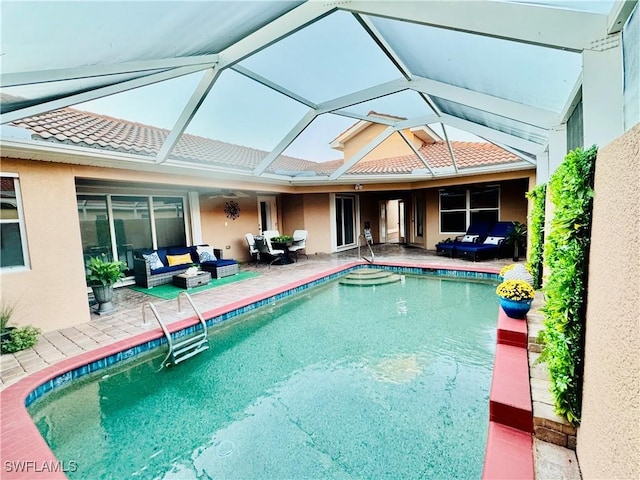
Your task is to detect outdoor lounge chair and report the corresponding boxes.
[456,221,516,261]
[435,222,492,257]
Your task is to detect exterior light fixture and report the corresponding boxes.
[354,184,363,190]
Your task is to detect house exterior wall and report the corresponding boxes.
[342,124,420,162]
[199,195,260,263]
[1,158,90,332]
[0,153,534,332]
[577,124,640,479]
[423,177,532,249]
[280,194,305,238]
[302,193,332,254]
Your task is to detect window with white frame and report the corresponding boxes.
[1,175,29,269]
[439,186,500,234]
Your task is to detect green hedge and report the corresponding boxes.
[526,183,546,289]
[540,145,597,425]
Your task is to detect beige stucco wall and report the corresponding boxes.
[280,194,305,236]
[302,193,332,254]
[577,124,640,479]
[199,195,261,263]
[1,159,90,332]
[342,124,420,162]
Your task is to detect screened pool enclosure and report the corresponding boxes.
[1,1,638,186]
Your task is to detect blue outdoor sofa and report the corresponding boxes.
[456,221,516,261]
[133,244,238,288]
[436,222,492,257]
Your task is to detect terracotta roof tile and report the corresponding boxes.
[9,108,521,176]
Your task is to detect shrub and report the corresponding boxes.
[540,145,597,425]
[526,183,546,289]
[1,326,41,354]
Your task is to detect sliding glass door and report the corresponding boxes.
[77,194,187,275]
[335,195,355,248]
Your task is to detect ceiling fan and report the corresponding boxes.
[208,190,250,199]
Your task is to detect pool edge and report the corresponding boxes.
[2,261,519,479]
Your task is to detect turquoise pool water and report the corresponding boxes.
[29,275,498,479]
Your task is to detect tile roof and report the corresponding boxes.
[8,108,522,176]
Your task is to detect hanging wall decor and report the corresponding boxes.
[224,200,240,220]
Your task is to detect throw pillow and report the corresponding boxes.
[199,251,216,263]
[166,253,193,266]
[461,234,479,243]
[483,236,504,245]
[143,252,164,270]
[196,245,217,262]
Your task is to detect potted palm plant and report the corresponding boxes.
[506,222,527,261]
[86,256,126,314]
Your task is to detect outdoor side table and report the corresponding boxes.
[172,271,211,289]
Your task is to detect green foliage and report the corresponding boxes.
[0,303,15,333]
[1,326,41,354]
[86,255,126,286]
[540,145,597,425]
[526,183,547,289]
[271,235,294,243]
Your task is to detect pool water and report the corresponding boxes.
[29,275,498,479]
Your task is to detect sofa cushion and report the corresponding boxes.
[149,264,189,275]
[143,252,164,270]
[196,245,217,262]
[156,248,168,266]
[201,259,237,268]
[166,253,193,266]
[167,246,191,256]
[483,236,504,245]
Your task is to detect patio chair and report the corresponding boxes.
[262,229,280,240]
[456,221,516,261]
[435,221,492,257]
[245,233,260,266]
[288,230,308,261]
[254,235,285,268]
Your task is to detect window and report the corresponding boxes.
[440,186,499,234]
[77,193,188,274]
[1,175,29,269]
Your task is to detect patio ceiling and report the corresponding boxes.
[1,0,636,185]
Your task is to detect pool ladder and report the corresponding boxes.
[358,232,375,263]
[143,292,209,367]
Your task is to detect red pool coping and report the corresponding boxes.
[483,306,534,480]
[1,261,523,479]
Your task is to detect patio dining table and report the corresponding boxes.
[271,240,294,264]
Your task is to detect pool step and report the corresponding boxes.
[339,269,402,286]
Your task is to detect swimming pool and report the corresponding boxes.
[28,274,498,479]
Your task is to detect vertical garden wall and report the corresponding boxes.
[541,145,597,425]
[526,183,546,289]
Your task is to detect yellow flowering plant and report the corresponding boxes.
[500,263,533,277]
[496,279,535,301]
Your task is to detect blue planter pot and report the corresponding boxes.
[499,297,532,319]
